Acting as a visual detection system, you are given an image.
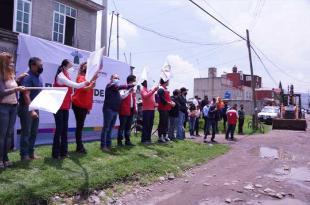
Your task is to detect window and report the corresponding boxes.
[14,0,32,34]
[0,0,14,31]
[246,76,251,81]
[53,2,77,46]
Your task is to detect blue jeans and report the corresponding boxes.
[177,111,185,139]
[18,105,39,158]
[189,117,196,136]
[0,104,17,162]
[52,109,69,158]
[206,119,216,140]
[118,115,133,143]
[101,108,118,148]
[168,116,178,139]
[141,110,154,143]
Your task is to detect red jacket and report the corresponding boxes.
[54,71,72,110]
[227,109,239,125]
[119,91,136,116]
[141,86,156,111]
[72,74,94,111]
[157,86,171,111]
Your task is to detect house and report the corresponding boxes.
[0,0,107,54]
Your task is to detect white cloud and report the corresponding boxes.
[166,54,199,97]
[193,0,310,91]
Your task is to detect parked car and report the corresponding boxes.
[258,106,280,124]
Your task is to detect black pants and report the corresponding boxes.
[223,118,227,132]
[226,124,236,139]
[195,117,200,135]
[72,104,88,150]
[118,115,134,143]
[203,117,209,135]
[238,118,244,134]
[52,109,69,158]
[206,119,216,140]
[141,110,155,142]
[158,110,169,137]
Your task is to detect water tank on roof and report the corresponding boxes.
[208,67,217,78]
[232,65,238,73]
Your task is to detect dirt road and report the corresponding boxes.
[119,119,310,205]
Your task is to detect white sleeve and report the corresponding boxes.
[57,72,87,89]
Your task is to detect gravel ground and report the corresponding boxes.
[118,117,310,205]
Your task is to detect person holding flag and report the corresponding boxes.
[100,74,135,151]
[71,62,96,154]
[52,59,96,159]
[140,68,159,144]
[117,75,137,146]
[157,78,175,143]
[18,57,44,161]
[0,52,26,168]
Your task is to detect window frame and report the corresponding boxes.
[13,0,32,34]
[52,1,77,45]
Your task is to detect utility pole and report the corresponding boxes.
[246,29,257,130]
[116,13,120,60]
[107,11,114,57]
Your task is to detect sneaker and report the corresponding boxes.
[30,154,41,160]
[125,141,135,146]
[21,156,31,161]
[164,136,171,142]
[117,140,124,147]
[0,162,4,169]
[211,140,218,144]
[60,154,69,159]
[76,148,87,154]
[189,135,196,139]
[101,147,111,152]
[52,155,61,160]
[142,141,152,145]
[203,138,208,143]
[4,161,13,167]
[158,137,166,143]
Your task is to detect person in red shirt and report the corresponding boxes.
[72,62,95,154]
[117,75,137,146]
[52,59,96,159]
[140,80,159,144]
[157,78,175,143]
[226,104,239,141]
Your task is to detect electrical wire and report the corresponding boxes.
[251,46,283,86]
[251,43,310,85]
[120,16,242,46]
[188,0,246,41]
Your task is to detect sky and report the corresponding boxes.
[95,0,310,97]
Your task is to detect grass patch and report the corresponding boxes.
[0,136,229,205]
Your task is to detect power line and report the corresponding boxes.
[201,0,232,28]
[120,16,242,46]
[111,0,118,12]
[250,46,280,86]
[188,0,246,41]
[251,43,310,84]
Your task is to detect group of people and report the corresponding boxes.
[0,51,247,169]
[188,96,246,143]
[0,52,98,167]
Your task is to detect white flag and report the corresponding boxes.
[160,62,172,81]
[86,47,105,82]
[29,88,68,114]
[140,66,148,83]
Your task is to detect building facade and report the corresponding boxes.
[194,66,254,101]
[0,0,107,54]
